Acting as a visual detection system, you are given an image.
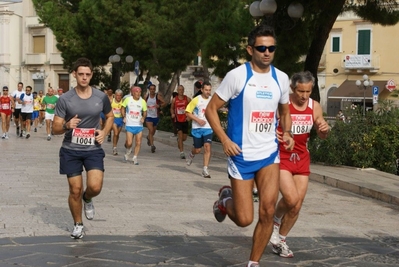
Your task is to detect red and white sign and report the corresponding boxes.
[386,80,396,92]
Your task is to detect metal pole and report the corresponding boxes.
[363,88,366,116]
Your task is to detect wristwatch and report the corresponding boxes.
[284,130,294,138]
[62,122,68,130]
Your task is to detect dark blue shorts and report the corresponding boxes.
[145,117,160,126]
[59,147,105,176]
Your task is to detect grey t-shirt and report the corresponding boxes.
[55,87,112,151]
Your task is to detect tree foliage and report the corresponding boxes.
[32,0,399,103]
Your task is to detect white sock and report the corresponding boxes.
[247,261,259,267]
[279,234,286,241]
[274,215,282,225]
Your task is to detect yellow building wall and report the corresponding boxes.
[320,12,399,116]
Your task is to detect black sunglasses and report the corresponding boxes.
[253,45,276,53]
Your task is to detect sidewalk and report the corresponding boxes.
[155,130,399,207]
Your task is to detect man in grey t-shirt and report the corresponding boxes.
[53,58,114,239]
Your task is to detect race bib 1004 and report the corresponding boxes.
[249,111,275,133]
[71,128,96,145]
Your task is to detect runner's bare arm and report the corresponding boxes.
[278,102,294,151]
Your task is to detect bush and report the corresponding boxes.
[309,100,399,174]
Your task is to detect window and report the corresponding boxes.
[330,32,341,53]
[33,36,45,53]
[357,29,371,55]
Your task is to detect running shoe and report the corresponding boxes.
[84,199,95,220]
[202,169,211,178]
[113,147,118,155]
[107,134,111,142]
[5,134,9,140]
[26,133,30,139]
[16,127,19,135]
[123,154,129,163]
[252,189,259,202]
[186,153,194,166]
[47,136,51,141]
[272,239,294,258]
[34,128,37,132]
[269,222,281,246]
[151,145,156,153]
[133,156,139,165]
[248,263,259,267]
[147,135,150,146]
[70,223,84,239]
[180,152,186,159]
[213,185,232,222]
[19,132,23,138]
[1,133,5,139]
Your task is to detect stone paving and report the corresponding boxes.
[0,126,398,266]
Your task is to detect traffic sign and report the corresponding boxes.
[373,86,379,105]
[372,86,379,95]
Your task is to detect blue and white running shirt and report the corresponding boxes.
[216,62,290,162]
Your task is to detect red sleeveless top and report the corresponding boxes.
[279,99,314,156]
[174,95,188,122]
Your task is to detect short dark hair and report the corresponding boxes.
[72,57,93,72]
[26,86,32,90]
[247,25,276,47]
[18,82,23,87]
[202,81,211,88]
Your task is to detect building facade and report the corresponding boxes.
[319,10,399,116]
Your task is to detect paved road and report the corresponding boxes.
[0,126,398,266]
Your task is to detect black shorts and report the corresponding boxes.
[175,121,189,134]
[59,147,105,176]
[13,108,21,119]
[21,112,32,121]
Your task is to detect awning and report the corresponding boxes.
[328,80,387,100]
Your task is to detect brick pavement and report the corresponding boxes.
[0,126,398,266]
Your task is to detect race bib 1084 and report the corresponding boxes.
[249,110,275,133]
[291,114,313,134]
[71,128,96,145]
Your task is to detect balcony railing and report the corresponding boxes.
[25,53,46,65]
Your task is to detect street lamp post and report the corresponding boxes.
[356,74,373,116]
[109,47,133,91]
[249,0,304,28]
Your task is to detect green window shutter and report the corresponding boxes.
[358,30,371,55]
[332,37,340,52]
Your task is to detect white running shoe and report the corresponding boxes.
[269,222,281,246]
[202,169,211,178]
[272,239,294,258]
[1,133,5,139]
[133,156,139,165]
[186,153,194,166]
[84,200,95,220]
[70,223,84,239]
